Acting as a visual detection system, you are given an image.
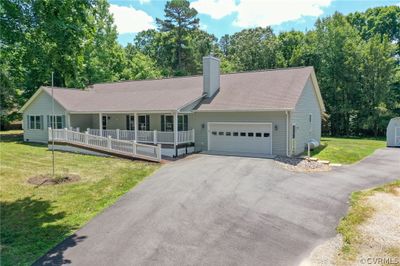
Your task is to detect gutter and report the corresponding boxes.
[194,108,294,113]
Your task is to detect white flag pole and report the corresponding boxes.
[51,72,55,177]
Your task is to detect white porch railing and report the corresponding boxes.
[177,130,195,144]
[86,128,195,145]
[49,128,161,162]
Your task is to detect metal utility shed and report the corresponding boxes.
[387,117,400,147]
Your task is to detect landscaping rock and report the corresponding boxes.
[274,156,331,172]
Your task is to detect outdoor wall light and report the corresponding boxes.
[201,123,205,129]
[274,125,278,131]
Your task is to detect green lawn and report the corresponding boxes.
[309,137,386,164]
[0,131,160,266]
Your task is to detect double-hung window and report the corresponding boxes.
[178,115,188,131]
[47,115,65,129]
[161,114,188,131]
[125,115,150,130]
[27,115,43,130]
[126,115,135,130]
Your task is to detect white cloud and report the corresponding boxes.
[233,0,333,28]
[191,0,332,28]
[191,0,237,19]
[139,0,150,4]
[109,4,155,34]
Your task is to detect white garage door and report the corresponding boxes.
[208,122,272,155]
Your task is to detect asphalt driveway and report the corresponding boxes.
[35,148,400,266]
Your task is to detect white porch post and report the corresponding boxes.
[153,130,157,144]
[65,112,70,129]
[99,113,103,136]
[174,112,178,156]
[134,113,138,142]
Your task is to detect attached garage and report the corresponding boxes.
[208,122,272,155]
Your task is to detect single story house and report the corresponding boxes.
[20,56,325,158]
[387,117,400,147]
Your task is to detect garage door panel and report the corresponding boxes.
[209,123,272,155]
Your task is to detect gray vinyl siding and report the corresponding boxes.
[81,113,186,132]
[149,114,162,131]
[91,114,137,130]
[23,91,67,143]
[290,78,322,155]
[192,111,288,156]
[105,114,126,129]
[70,114,95,131]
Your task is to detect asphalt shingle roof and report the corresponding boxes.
[41,66,315,113]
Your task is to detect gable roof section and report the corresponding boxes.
[20,77,204,113]
[19,87,72,113]
[195,67,324,112]
[20,66,325,114]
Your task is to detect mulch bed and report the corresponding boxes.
[274,156,331,172]
[27,174,81,186]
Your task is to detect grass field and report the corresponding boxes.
[309,137,386,164]
[0,131,160,265]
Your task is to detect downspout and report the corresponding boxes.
[286,111,290,157]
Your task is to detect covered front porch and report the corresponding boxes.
[68,112,195,157]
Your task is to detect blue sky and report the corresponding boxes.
[108,0,399,46]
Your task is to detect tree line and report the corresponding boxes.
[1,0,399,136]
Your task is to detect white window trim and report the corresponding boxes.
[47,115,65,129]
[178,114,188,131]
[28,115,43,130]
[162,114,188,132]
[162,114,174,132]
[127,115,135,130]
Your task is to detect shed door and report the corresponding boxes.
[208,123,272,155]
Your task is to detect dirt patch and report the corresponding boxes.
[27,174,81,186]
[300,235,343,266]
[274,156,331,172]
[301,187,400,266]
[352,188,400,264]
